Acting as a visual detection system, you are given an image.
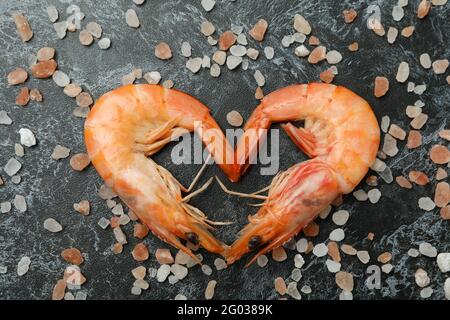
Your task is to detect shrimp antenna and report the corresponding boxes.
[215,176,268,200]
[186,153,213,192]
[182,177,214,202]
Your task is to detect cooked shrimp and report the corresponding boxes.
[84,84,237,261]
[223,83,380,265]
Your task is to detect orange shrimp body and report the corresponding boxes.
[227,83,380,265]
[85,84,236,260]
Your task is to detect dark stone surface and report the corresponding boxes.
[0,0,449,300]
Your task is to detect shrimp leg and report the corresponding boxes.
[281,123,318,158]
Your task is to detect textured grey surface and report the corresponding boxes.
[0,0,449,300]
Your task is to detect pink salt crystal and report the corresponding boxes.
[249,19,268,42]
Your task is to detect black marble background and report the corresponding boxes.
[0,0,449,300]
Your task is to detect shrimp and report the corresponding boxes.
[84,84,238,261]
[223,83,380,265]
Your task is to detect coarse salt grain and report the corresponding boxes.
[357,250,370,264]
[419,242,437,257]
[332,210,349,226]
[44,218,63,233]
[415,268,430,287]
[329,228,345,242]
[312,243,328,257]
[205,280,217,299]
[418,197,435,211]
[326,259,341,273]
[293,14,311,35]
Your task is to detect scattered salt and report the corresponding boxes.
[53,71,70,87]
[202,264,213,276]
[420,53,432,69]
[18,128,36,147]
[287,282,301,300]
[257,254,268,267]
[332,210,349,226]
[264,47,274,60]
[353,189,368,201]
[294,254,305,268]
[98,38,111,50]
[17,256,31,276]
[0,111,12,125]
[392,6,404,21]
[326,259,341,273]
[254,70,265,87]
[125,9,140,28]
[420,287,433,299]
[396,61,410,83]
[171,264,188,280]
[47,6,58,22]
[4,158,22,176]
[157,264,171,282]
[437,253,450,272]
[357,250,370,264]
[415,268,430,287]
[230,45,246,57]
[186,58,203,74]
[368,189,382,204]
[291,268,302,282]
[44,218,63,233]
[97,217,110,229]
[329,228,345,242]
[143,71,161,84]
[326,50,342,64]
[201,21,215,36]
[293,14,311,35]
[418,197,436,211]
[312,243,328,257]
[419,242,437,258]
[205,280,217,299]
[226,56,242,70]
[382,263,394,274]
[131,286,142,295]
[408,248,420,257]
[181,42,192,58]
[214,258,227,271]
[210,64,221,77]
[1,202,12,214]
[14,195,27,212]
[296,239,308,253]
[201,0,216,12]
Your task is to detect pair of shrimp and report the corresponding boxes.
[84,83,380,265]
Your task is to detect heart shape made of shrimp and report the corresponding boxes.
[84,83,380,265]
